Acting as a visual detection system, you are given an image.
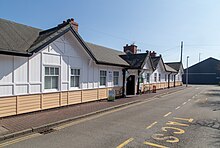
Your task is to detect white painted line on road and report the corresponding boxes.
[176,106,181,110]
[0,133,41,147]
[206,98,208,101]
[164,112,172,117]
[192,96,195,98]
[188,99,191,102]
[116,138,134,148]
[146,121,158,129]
[182,102,187,105]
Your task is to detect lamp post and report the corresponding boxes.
[186,56,189,87]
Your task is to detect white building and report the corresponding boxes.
[0,18,183,118]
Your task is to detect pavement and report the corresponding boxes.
[0,86,186,141]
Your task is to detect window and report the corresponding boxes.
[71,69,80,87]
[171,75,173,81]
[158,74,161,82]
[100,70,107,86]
[146,73,150,82]
[154,73,157,82]
[45,67,59,89]
[165,74,167,81]
[113,71,119,85]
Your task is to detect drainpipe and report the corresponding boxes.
[122,69,126,98]
[174,74,176,87]
[168,73,171,88]
[137,70,141,95]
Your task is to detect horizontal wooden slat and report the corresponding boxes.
[82,89,97,102]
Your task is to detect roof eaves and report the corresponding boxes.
[0,49,32,57]
[96,61,130,67]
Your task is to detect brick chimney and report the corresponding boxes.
[124,44,138,54]
[150,51,157,57]
[67,18,79,32]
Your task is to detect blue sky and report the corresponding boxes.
[1,0,220,67]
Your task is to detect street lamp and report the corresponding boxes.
[186,56,189,87]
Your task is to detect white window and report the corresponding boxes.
[165,74,167,81]
[113,71,119,85]
[44,67,59,89]
[100,70,107,86]
[154,73,157,82]
[158,74,161,82]
[146,73,150,82]
[71,69,80,88]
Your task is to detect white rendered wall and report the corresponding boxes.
[0,31,123,97]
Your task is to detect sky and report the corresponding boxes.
[1,0,220,67]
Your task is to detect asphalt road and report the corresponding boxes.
[2,85,220,148]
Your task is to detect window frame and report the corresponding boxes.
[158,73,161,82]
[154,73,157,82]
[44,66,60,91]
[113,71,119,86]
[70,68,81,89]
[146,73,150,83]
[100,70,107,87]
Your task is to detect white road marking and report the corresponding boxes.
[176,106,181,110]
[182,102,187,105]
[164,112,172,117]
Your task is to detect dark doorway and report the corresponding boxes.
[126,75,135,95]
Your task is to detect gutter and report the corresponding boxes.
[0,50,32,57]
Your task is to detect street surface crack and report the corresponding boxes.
[195,119,220,130]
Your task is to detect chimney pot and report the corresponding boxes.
[123,44,138,54]
[69,18,79,32]
[150,51,157,57]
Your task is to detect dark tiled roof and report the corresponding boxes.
[86,43,130,67]
[150,56,161,69]
[164,64,177,73]
[165,62,182,71]
[0,18,40,54]
[120,53,148,69]
[0,18,129,67]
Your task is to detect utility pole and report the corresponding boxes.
[180,41,183,63]
[186,56,189,87]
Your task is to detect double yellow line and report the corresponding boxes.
[0,133,41,147]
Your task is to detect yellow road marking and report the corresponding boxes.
[182,102,186,105]
[166,121,189,127]
[146,121,158,129]
[0,133,41,147]
[175,106,180,110]
[173,117,193,123]
[164,112,172,117]
[144,141,169,148]
[161,127,185,134]
[152,134,179,143]
[116,138,134,148]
